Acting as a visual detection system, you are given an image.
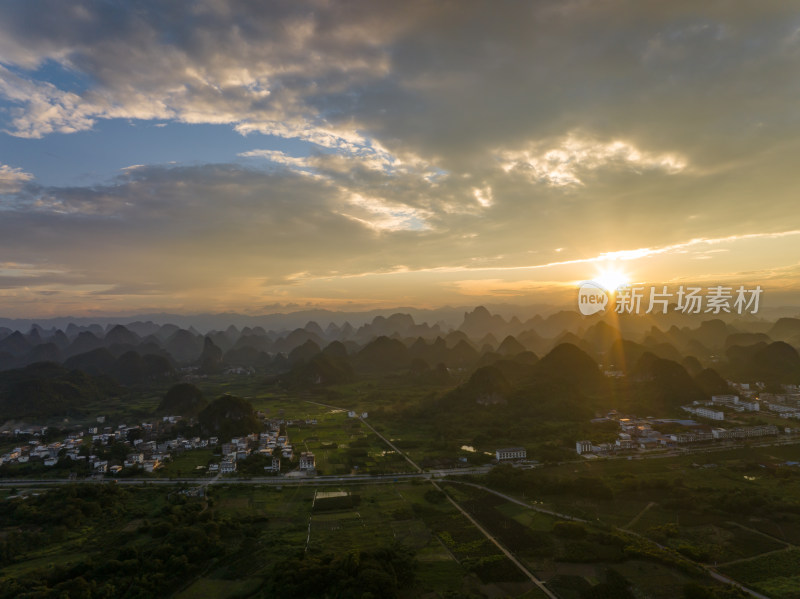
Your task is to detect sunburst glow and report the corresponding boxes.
[593,268,630,292]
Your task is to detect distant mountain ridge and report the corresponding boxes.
[2,306,800,395]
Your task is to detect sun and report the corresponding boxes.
[594,267,630,292]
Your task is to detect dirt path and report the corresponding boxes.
[623,501,656,529]
[716,545,794,567]
[726,520,794,547]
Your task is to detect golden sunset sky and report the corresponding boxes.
[1,1,799,317]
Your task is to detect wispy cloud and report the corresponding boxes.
[238,149,313,169]
[0,163,33,193]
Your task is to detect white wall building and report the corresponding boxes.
[683,406,724,420]
[496,447,527,461]
[299,452,315,470]
[696,407,725,420]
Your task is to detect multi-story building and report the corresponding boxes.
[265,456,281,473]
[711,425,778,440]
[683,406,724,420]
[711,395,739,405]
[495,447,526,461]
[299,452,315,471]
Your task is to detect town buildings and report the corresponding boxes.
[495,447,526,461]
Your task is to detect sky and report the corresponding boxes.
[1,0,800,318]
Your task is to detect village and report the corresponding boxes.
[576,384,800,457]
[0,412,324,478]
[4,385,800,477]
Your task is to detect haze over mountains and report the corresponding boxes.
[2,305,800,422]
[3,306,800,374]
[1,302,799,337]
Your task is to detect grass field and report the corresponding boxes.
[176,577,263,599]
[155,448,215,478]
[3,466,791,598]
[719,548,800,599]
[5,372,800,598]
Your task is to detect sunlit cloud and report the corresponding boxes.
[593,231,800,263]
[0,2,798,315]
[497,134,687,187]
[472,186,493,208]
[343,193,433,232]
[238,149,312,169]
[450,278,572,297]
[0,163,33,193]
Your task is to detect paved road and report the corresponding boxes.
[431,479,558,599]
[0,467,492,488]
[305,399,557,596]
[705,571,772,599]
[5,399,791,598]
[444,479,589,523]
[359,415,424,473]
[445,480,772,599]
[305,399,425,472]
[305,398,784,599]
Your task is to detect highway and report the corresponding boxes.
[0,466,492,488]
[2,399,792,599]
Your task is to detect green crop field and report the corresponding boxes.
[719,549,800,599]
[4,371,800,598]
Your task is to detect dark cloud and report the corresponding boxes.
[0,1,799,314]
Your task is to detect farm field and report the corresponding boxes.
[0,481,543,598]
[4,425,799,598]
[4,377,800,598]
